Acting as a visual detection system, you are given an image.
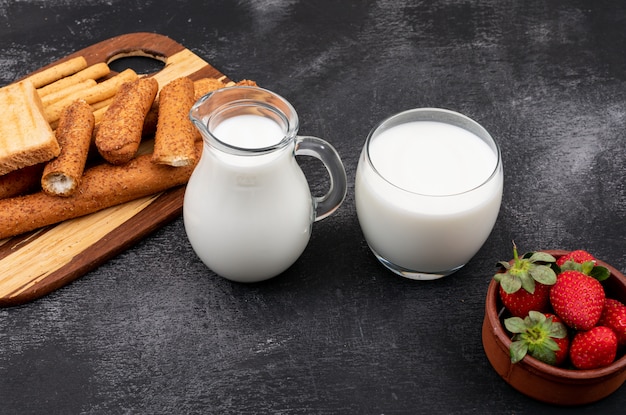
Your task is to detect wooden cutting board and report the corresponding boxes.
[0,32,229,307]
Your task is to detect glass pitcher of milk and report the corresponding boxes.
[184,86,347,283]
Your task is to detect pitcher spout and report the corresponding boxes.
[189,86,299,154]
[189,93,213,141]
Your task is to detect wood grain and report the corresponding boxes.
[0,32,228,306]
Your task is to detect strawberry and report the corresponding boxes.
[550,270,605,330]
[547,313,571,366]
[569,326,617,369]
[557,251,610,282]
[504,311,569,366]
[556,250,596,267]
[494,242,557,317]
[598,298,626,347]
[499,282,551,318]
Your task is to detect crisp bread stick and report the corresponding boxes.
[0,164,44,199]
[0,142,201,240]
[41,100,95,197]
[92,106,108,125]
[142,76,203,136]
[90,96,114,112]
[95,77,158,164]
[193,77,228,101]
[41,79,97,107]
[152,77,197,167]
[235,79,258,87]
[37,62,110,97]
[142,78,259,138]
[193,78,258,100]
[45,68,138,125]
[91,100,114,125]
[25,56,87,89]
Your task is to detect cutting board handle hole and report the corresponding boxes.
[107,53,166,75]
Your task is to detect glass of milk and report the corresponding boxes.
[184,86,347,283]
[355,108,503,280]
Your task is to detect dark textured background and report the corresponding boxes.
[1,1,625,413]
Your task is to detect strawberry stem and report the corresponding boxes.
[512,241,520,265]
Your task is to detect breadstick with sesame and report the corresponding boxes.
[37,62,110,97]
[0,164,44,199]
[45,68,138,125]
[95,77,158,164]
[40,79,97,107]
[25,56,87,89]
[0,142,201,240]
[41,100,95,197]
[152,77,197,167]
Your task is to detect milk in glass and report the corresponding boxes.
[355,111,503,279]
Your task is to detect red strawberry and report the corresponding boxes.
[556,250,596,267]
[569,326,617,369]
[504,311,569,366]
[550,270,605,330]
[546,314,570,366]
[598,298,626,347]
[494,243,557,318]
[499,282,551,318]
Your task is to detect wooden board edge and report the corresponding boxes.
[0,186,186,307]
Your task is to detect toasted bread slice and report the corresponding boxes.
[0,80,60,175]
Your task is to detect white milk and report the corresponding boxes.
[183,114,314,282]
[212,114,285,148]
[355,120,503,276]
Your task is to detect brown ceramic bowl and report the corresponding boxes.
[482,249,626,406]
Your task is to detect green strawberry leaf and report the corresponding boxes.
[561,260,611,281]
[527,310,546,322]
[542,338,560,352]
[504,316,527,334]
[560,260,582,272]
[518,272,536,293]
[528,264,557,286]
[499,272,522,294]
[581,261,595,275]
[528,339,558,365]
[590,265,610,282]
[547,320,567,339]
[510,340,529,363]
[528,252,556,264]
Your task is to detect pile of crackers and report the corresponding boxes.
[0,55,255,239]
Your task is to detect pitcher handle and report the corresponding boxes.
[295,136,347,221]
